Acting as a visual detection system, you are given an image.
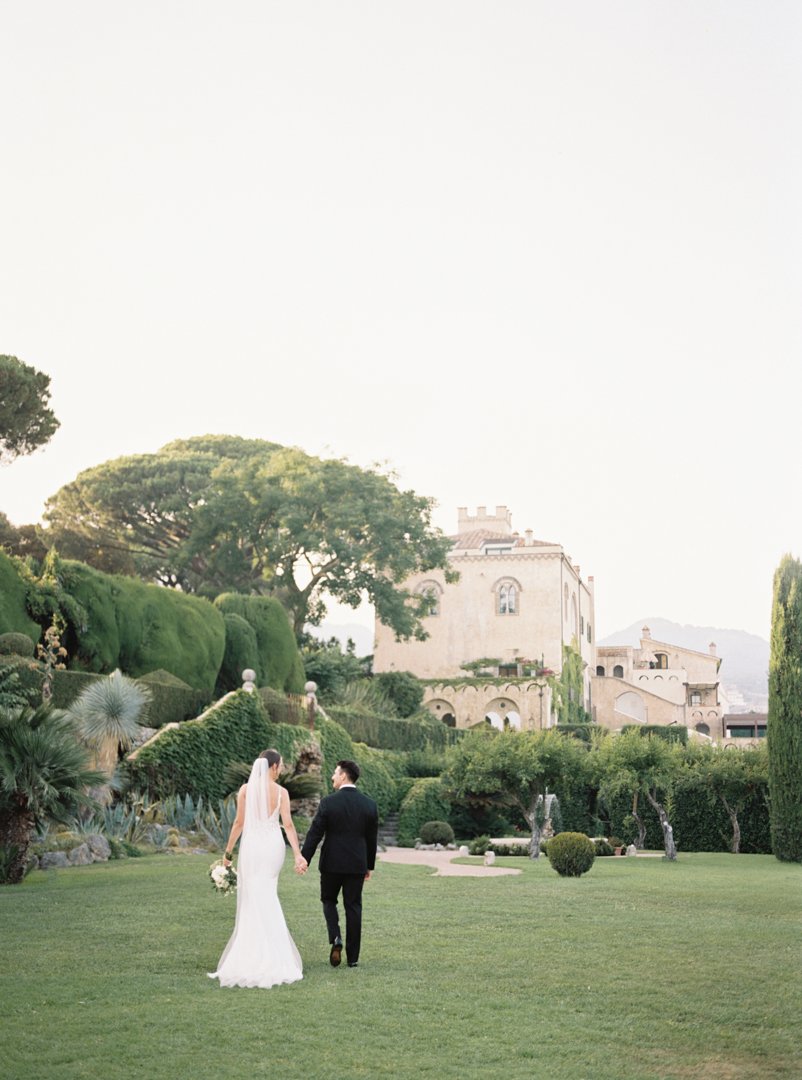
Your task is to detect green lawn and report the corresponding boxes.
[2,852,800,1080]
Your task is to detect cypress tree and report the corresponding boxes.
[768,554,802,862]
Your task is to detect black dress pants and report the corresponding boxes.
[319,871,365,963]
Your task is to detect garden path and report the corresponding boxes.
[378,846,522,877]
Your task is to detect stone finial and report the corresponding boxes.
[642,626,651,638]
[242,669,257,693]
[525,529,533,545]
[709,642,717,656]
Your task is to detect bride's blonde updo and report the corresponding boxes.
[259,748,281,769]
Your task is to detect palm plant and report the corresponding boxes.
[0,704,105,884]
[222,760,323,801]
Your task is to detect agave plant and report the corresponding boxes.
[161,793,204,831]
[69,670,151,752]
[196,796,239,851]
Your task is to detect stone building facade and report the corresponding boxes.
[591,626,724,739]
[373,506,595,731]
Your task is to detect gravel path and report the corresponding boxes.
[378,846,522,877]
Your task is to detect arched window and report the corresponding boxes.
[696,723,710,736]
[613,665,624,678]
[417,580,443,617]
[596,665,605,676]
[494,577,522,616]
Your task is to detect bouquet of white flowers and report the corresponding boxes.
[209,859,237,895]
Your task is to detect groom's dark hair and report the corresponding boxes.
[337,759,360,783]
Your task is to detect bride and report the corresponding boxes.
[208,749,306,988]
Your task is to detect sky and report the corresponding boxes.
[1,2,800,643]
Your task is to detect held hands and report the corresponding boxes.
[294,855,308,875]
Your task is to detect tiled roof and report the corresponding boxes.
[450,530,558,551]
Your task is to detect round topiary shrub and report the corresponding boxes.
[419,820,455,845]
[546,831,596,877]
[0,632,36,657]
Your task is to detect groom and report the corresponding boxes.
[299,758,379,969]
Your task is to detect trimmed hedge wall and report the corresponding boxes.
[313,713,356,793]
[325,705,462,752]
[137,670,211,728]
[124,690,273,799]
[0,550,40,641]
[216,612,260,694]
[214,594,305,693]
[397,777,452,847]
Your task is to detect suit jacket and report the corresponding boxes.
[301,786,379,875]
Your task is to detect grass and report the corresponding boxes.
[1,852,800,1080]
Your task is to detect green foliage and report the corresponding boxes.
[350,742,396,820]
[373,671,424,718]
[123,690,273,800]
[419,820,455,845]
[546,831,596,877]
[111,574,225,692]
[136,670,210,728]
[489,841,530,856]
[621,724,689,745]
[397,777,452,846]
[214,593,304,692]
[312,713,356,791]
[300,635,367,700]
[553,643,591,725]
[0,665,33,711]
[594,838,615,856]
[0,632,35,657]
[404,747,448,776]
[325,703,461,751]
[258,686,306,726]
[0,354,59,463]
[468,834,491,855]
[44,435,456,641]
[556,723,598,743]
[768,554,802,862]
[0,550,41,641]
[216,613,260,694]
[0,703,104,883]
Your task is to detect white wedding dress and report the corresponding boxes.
[208,759,303,988]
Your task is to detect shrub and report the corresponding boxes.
[538,839,550,856]
[490,841,530,857]
[313,713,356,790]
[0,550,40,641]
[136,670,210,728]
[405,748,448,777]
[373,671,424,718]
[397,778,452,847]
[594,839,614,856]
[326,704,462,752]
[216,613,260,695]
[469,834,491,856]
[351,742,397,821]
[547,832,596,877]
[214,594,305,693]
[260,687,306,726]
[0,632,35,657]
[420,820,455,845]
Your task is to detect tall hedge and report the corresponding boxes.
[0,550,40,642]
[768,555,802,862]
[112,575,224,691]
[216,612,260,694]
[313,713,356,792]
[397,777,452,847]
[326,705,462,752]
[136,670,211,728]
[214,594,305,693]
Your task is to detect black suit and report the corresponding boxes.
[301,785,379,965]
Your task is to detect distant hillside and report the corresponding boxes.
[309,622,374,658]
[600,617,769,710]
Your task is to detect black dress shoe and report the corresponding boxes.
[330,939,343,967]
[347,961,359,968]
